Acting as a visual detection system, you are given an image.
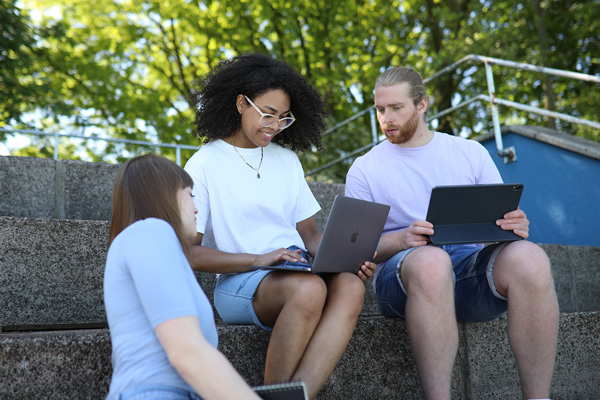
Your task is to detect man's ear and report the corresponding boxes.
[418,96,429,112]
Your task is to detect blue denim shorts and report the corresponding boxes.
[119,385,202,400]
[375,243,509,323]
[214,246,311,331]
[214,268,274,331]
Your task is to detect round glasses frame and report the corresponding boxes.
[244,95,296,130]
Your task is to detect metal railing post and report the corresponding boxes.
[176,146,181,166]
[369,108,378,144]
[54,131,60,160]
[484,61,516,163]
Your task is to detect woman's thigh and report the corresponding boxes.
[252,270,328,327]
[214,269,274,331]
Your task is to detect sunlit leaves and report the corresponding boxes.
[3,0,598,179]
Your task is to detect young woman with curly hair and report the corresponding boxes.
[184,53,375,399]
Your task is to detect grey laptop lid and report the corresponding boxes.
[255,195,389,273]
[309,195,390,273]
[426,183,524,245]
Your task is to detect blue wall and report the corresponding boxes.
[481,132,600,246]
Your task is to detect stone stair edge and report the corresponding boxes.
[3,214,600,248]
[1,312,598,399]
[1,215,599,329]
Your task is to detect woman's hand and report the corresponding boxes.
[357,260,377,282]
[254,248,307,267]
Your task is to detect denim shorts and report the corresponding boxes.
[119,385,202,400]
[214,269,273,331]
[213,246,310,332]
[375,243,509,323]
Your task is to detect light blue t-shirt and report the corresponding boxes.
[103,218,218,399]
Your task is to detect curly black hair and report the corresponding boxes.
[192,53,327,152]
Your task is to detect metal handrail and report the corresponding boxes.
[0,128,200,166]
[428,54,600,84]
[2,55,599,171]
[305,54,600,174]
[448,55,599,163]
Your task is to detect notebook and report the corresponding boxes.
[255,195,390,274]
[252,381,308,400]
[425,183,524,245]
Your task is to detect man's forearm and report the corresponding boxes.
[374,230,406,264]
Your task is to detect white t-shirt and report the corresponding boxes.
[104,218,218,399]
[185,140,321,255]
[346,131,503,236]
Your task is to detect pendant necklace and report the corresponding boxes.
[230,140,263,179]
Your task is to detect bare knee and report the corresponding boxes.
[401,247,453,295]
[285,274,328,318]
[325,273,365,314]
[254,272,329,327]
[494,241,554,293]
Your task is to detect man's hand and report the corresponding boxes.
[402,220,434,249]
[496,208,530,239]
[374,221,433,264]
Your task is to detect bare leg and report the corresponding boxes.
[253,271,327,384]
[291,273,365,398]
[401,247,457,400]
[252,271,364,399]
[493,241,558,399]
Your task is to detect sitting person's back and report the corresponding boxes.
[104,154,261,400]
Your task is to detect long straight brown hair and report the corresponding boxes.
[109,154,194,262]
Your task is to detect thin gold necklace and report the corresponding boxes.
[230,140,263,179]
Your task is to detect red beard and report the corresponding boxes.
[382,107,420,145]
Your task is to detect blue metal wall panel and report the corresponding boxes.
[481,132,600,246]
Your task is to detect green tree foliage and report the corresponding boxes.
[0,0,40,129]
[4,0,599,179]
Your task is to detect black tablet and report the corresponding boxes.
[426,183,524,245]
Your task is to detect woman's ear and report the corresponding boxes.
[236,94,245,114]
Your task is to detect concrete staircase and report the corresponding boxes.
[1,155,599,399]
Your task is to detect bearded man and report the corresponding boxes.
[345,66,558,400]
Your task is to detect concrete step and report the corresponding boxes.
[1,312,598,399]
[3,154,598,318]
[0,156,118,221]
[0,216,374,330]
[2,155,599,398]
[2,216,599,330]
[0,155,343,227]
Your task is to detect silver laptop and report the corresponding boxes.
[257,195,390,274]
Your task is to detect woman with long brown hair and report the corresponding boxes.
[104,154,261,400]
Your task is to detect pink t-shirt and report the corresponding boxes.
[345,131,503,236]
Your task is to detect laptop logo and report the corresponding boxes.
[350,230,359,243]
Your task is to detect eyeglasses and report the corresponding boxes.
[244,95,295,130]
